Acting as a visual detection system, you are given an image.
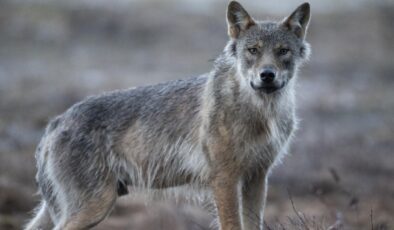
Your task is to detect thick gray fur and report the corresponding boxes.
[26,1,311,230]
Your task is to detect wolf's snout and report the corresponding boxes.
[260,69,276,83]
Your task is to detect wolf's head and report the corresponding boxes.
[225,1,311,95]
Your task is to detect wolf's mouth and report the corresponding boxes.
[250,81,285,94]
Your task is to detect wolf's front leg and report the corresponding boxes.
[241,172,267,230]
[212,171,242,230]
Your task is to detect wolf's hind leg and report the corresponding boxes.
[54,182,117,230]
[24,201,54,230]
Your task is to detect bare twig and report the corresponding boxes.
[329,167,341,183]
[327,212,343,230]
[263,221,274,230]
[278,220,286,230]
[287,189,310,230]
[370,209,374,230]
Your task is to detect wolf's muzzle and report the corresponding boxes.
[250,81,285,94]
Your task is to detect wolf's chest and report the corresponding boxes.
[242,115,295,168]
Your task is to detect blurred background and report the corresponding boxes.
[0,0,393,229]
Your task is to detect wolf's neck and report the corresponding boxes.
[212,52,236,75]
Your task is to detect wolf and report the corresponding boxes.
[25,1,311,229]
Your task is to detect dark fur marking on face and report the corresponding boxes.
[283,60,292,69]
[245,57,254,68]
[230,42,237,56]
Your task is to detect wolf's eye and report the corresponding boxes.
[279,48,290,56]
[248,48,258,55]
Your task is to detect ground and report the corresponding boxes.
[0,1,393,229]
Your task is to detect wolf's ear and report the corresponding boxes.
[227,1,255,39]
[282,3,310,39]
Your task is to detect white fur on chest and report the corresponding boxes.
[176,142,210,183]
[243,116,294,171]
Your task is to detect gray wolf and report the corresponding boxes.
[25,1,311,229]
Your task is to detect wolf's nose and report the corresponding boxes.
[260,69,276,83]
